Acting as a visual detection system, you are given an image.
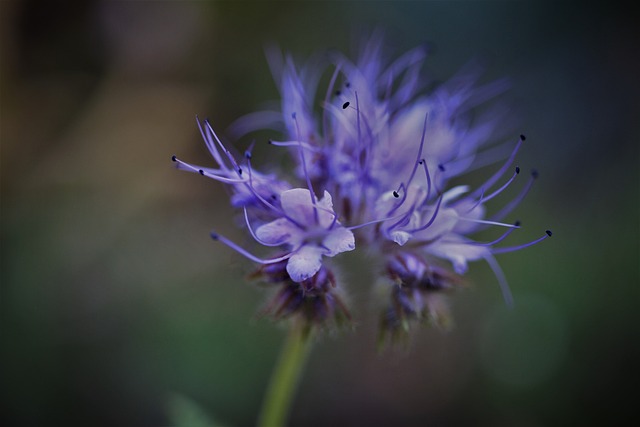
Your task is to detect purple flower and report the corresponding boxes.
[255,188,355,282]
[173,35,552,331]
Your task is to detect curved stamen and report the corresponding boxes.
[465,188,485,213]
[210,231,294,264]
[268,140,320,152]
[196,116,225,167]
[204,119,243,176]
[457,217,521,229]
[388,113,429,216]
[292,112,318,224]
[243,153,305,230]
[490,169,538,222]
[172,156,246,184]
[347,210,409,231]
[481,166,520,204]
[322,64,342,140]
[407,194,443,233]
[418,159,432,204]
[469,134,525,199]
[442,221,520,246]
[491,230,552,254]
[386,202,418,233]
[483,253,514,308]
[243,207,286,247]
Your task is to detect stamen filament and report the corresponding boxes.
[470,135,524,199]
[210,231,294,264]
[243,207,286,247]
[490,170,537,222]
[458,217,521,228]
[492,230,552,254]
[388,113,429,216]
[481,167,520,204]
[408,195,443,233]
[268,140,320,152]
[292,113,319,224]
[483,253,514,308]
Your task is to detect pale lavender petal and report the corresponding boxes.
[255,218,298,245]
[322,227,355,256]
[286,245,324,282]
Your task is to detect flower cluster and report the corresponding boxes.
[173,37,551,335]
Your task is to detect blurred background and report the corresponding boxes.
[1,1,638,426]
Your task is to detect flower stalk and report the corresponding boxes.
[257,323,312,427]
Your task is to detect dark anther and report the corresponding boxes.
[545,230,553,237]
[342,102,350,109]
[438,164,446,172]
[245,151,252,159]
[418,159,424,164]
[291,112,297,119]
[238,168,243,176]
[271,194,277,200]
[345,82,351,88]
[210,232,219,240]
[392,191,399,198]
[199,169,204,175]
[267,139,273,145]
[531,169,539,179]
[514,220,521,227]
[520,134,527,141]
[516,166,520,174]
[335,90,342,96]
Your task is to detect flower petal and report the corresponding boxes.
[322,226,355,256]
[427,237,490,274]
[286,245,324,282]
[255,218,299,245]
[280,188,316,225]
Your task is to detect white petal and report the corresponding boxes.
[442,186,470,204]
[322,226,355,256]
[286,245,324,282]
[427,237,490,274]
[255,218,298,245]
[280,188,317,225]
[317,191,336,227]
[415,208,458,240]
[391,230,412,246]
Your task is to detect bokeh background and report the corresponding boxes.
[2,1,638,426]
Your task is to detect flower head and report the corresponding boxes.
[173,35,552,333]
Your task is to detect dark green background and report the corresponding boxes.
[2,1,638,426]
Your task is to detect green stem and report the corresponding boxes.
[257,324,312,427]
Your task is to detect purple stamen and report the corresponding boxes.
[490,169,538,222]
[243,155,305,229]
[243,207,287,247]
[291,112,319,224]
[418,159,432,204]
[458,217,521,229]
[481,166,520,204]
[210,231,295,264]
[469,134,525,199]
[483,254,514,308]
[388,113,429,216]
[172,156,246,184]
[455,221,520,246]
[491,229,552,254]
[322,64,342,140]
[408,194,443,233]
[196,116,225,167]
[347,210,408,231]
[268,140,320,152]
